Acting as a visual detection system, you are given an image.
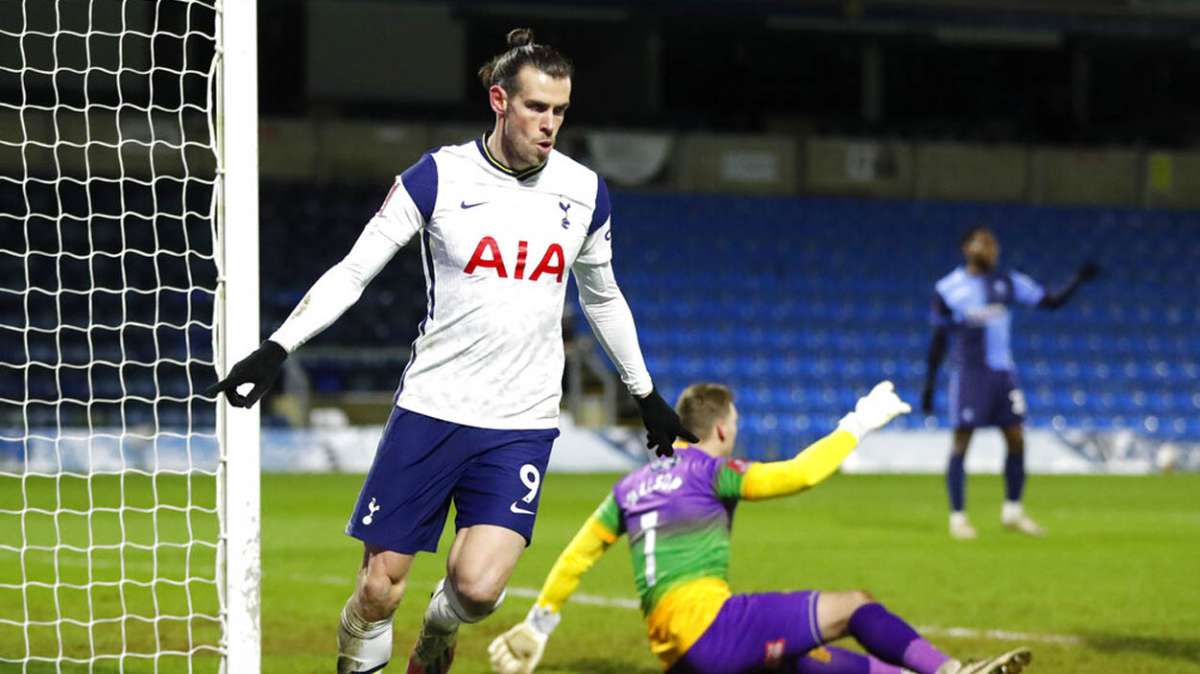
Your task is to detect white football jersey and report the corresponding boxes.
[370,136,615,429]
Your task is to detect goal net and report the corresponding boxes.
[0,1,259,672]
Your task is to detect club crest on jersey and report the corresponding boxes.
[464,236,566,283]
[559,201,571,229]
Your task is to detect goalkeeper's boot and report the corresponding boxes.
[1001,503,1046,537]
[405,622,457,674]
[937,648,1032,674]
[949,512,977,540]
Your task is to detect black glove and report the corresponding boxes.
[1076,261,1101,283]
[920,384,935,416]
[635,388,700,458]
[205,340,288,408]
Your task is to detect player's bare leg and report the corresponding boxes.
[338,546,414,674]
[947,428,977,539]
[815,591,1031,674]
[408,525,526,674]
[999,424,1044,536]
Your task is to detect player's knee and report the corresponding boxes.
[848,590,875,609]
[450,575,505,617]
[358,570,405,619]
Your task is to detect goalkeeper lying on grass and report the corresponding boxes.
[490,381,1032,674]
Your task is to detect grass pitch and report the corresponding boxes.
[1,472,1197,673]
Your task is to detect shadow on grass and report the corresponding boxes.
[1084,632,1200,665]
[543,658,661,674]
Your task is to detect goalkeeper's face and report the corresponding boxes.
[496,65,571,169]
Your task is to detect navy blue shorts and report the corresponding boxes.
[345,407,559,554]
[948,367,1026,429]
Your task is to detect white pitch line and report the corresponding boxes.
[505,586,1082,647]
[17,560,1084,647]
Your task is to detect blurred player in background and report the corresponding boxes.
[489,382,1033,674]
[922,227,1099,540]
[208,28,697,674]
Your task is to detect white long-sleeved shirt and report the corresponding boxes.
[270,135,652,429]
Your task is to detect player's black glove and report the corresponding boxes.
[1076,261,1101,283]
[205,340,287,408]
[920,384,935,416]
[635,388,700,458]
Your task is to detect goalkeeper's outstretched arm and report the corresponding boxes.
[489,497,621,674]
[737,381,910,501]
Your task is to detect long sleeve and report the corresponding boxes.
[268,158,433,353]
[737,430,859,501]
[573,260,654,397]
[268,222,401,352]
[535,496,621,613]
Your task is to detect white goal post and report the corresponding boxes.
[0,1,260,672]
[215,0,261,672]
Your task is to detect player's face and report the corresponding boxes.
[963,230,1000,270]
[500,66,571,168]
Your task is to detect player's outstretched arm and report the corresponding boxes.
[738,381,911,501]
[574,260,697,456]
[488,497,621,674]
[207,222,402,408]
[1038,261,1100,310]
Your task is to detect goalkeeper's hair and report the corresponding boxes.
[478,28,574,95]
[676,383,735,442]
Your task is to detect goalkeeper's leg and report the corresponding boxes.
[338,546,413,674]
[793,645,911,674]
[818,591,1031,674]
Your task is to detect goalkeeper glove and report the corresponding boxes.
[488,605,560,674]
[837,381,911,440]
[204,340,287,408]
[635,388,700,458]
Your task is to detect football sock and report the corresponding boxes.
[946,453,966,512]
[1003,452,1025,502]
[847,603,950,674]
[423,577,507,634]
[337,595,393,673]
[793,645,907,674]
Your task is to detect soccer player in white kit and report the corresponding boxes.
[208,28,697,674]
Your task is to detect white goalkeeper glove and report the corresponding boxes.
[837,380,911,440]
[488,604,560,674]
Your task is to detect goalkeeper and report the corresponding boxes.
[489,382,1032,674]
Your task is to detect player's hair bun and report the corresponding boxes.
[506,28,534,48]
[478,28,571,92]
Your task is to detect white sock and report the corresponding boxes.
[337,596,393,674]
[949,511,970,527]
[1002,501,1024,522]
[423,577,507,634]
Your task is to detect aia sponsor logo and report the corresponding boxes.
[464,236,566,283]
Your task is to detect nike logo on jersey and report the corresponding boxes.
[510,502,535,515]
[461,200,487,209]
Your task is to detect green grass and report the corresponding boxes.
[2,472,1198,673]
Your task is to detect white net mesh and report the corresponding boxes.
[0,1,224,671]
